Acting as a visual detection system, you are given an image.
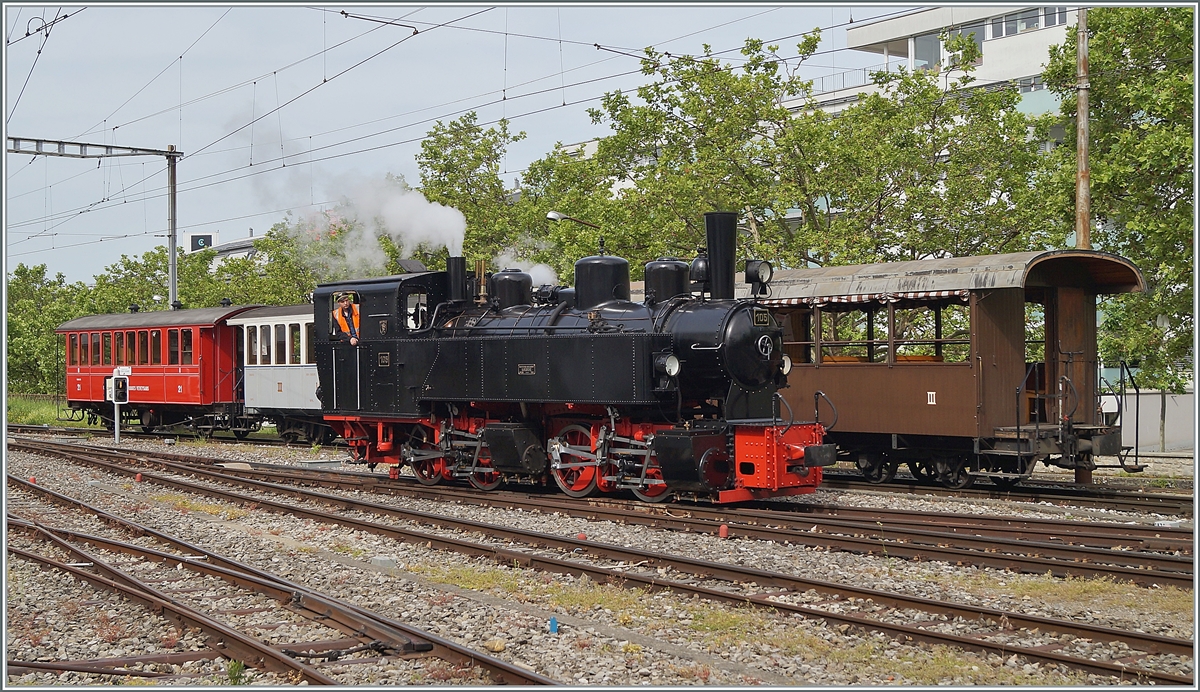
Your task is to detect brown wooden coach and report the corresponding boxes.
[744,250,1146,488]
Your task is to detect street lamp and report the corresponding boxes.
[546,210,600,229]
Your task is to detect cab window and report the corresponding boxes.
[329,292,360,338]
[405,290,429,330]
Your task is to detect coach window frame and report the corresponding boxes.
[115,332,124,365]
[90,333,100,365]
[126,330,136,364]
[150,330,162,365]
[181,328,194,365]
[69,334,78,366]
[168,329,180,365]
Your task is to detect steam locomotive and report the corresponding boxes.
[315,212,835,502]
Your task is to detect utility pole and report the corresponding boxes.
[1075,8,1090,251]
[6,137,184,307]
[1073,8,1093,486]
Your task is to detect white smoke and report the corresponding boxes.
[335,173,465,257]
[495,251,559,287]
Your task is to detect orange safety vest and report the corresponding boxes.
[333,304,360,338]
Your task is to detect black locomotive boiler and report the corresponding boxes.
[315,211,835,502]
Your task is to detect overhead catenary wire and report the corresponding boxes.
[8,6,954,254]
[7,7,62,125]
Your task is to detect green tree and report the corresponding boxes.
[530,34,1060,278]
[80,246,226,315]
[417,112,529,268]
[6,264,90,393]
[1044,7,1194,390]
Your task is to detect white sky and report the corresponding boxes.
[4,3,913,284]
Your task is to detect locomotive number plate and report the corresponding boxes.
[378,352,390,366]
[753,308,770,326]
[517,364,536,376]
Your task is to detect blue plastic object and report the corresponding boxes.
[549,616,558,634]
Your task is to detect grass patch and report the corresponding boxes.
[330,542,367,559]
[948,572,1193,620]
[149,493,249,520]
[6,395,98,427]
[407,563,527,594]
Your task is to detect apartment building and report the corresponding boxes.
[801,5,1075,116]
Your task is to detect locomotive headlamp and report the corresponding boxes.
[655,353,682,377]
[781,354,793,376]
[745,260,773,285]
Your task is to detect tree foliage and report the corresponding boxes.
[1044,7,1194,390]
[6,264,87,393]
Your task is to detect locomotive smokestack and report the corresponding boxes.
[704,211,737,300]
[447,256,468,302]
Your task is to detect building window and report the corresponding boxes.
[947,23,984,66]
[1018,76,1045,92]
[993,8,1050,38]
[1043,6,1067,27]
[914,32,940,71]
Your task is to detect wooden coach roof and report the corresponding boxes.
[56,305,261,332]
[743,250,1145,303]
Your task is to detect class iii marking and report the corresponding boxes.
[927,392,937,405]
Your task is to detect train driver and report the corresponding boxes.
[332,293,361,346]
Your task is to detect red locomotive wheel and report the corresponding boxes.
[412,455,448,486]
[468,447,502,491]
[630,456,670,503]
[552,425,599,498]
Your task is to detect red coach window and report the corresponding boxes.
[181,328,193,365]
[168,329,180,365]
[150,330,162,365]
[103,333,112,365]
[126,331,136,364]
[115,332,124,365]
[81,334,89,365]
[69,334,78,365]
[138,331,149,365]
[91,333,101,365]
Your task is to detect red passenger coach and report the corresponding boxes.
[56,306,259,433]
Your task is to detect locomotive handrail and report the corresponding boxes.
[1060,375,1079,420]
[543,300,570,334]
[775,392,795,436]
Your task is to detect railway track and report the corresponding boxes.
[5,424,338,448]
[6,481,553,685]
[10,437,1193,587]
[7,438,1194,685]
[821,470,1195,516]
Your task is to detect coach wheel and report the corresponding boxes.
[552,425,599,498]
[630,455,670,503]
[857,453,897,484]
[991,457,1031,491]
[935,454,974,489]
[140,409,157,433]
[908,459,938,482]
[468,448,503,491]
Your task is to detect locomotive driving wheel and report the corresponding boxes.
[629,453,670,503]
[467,445,502,491]
[552,425,599,498]
[408,427,448,486]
